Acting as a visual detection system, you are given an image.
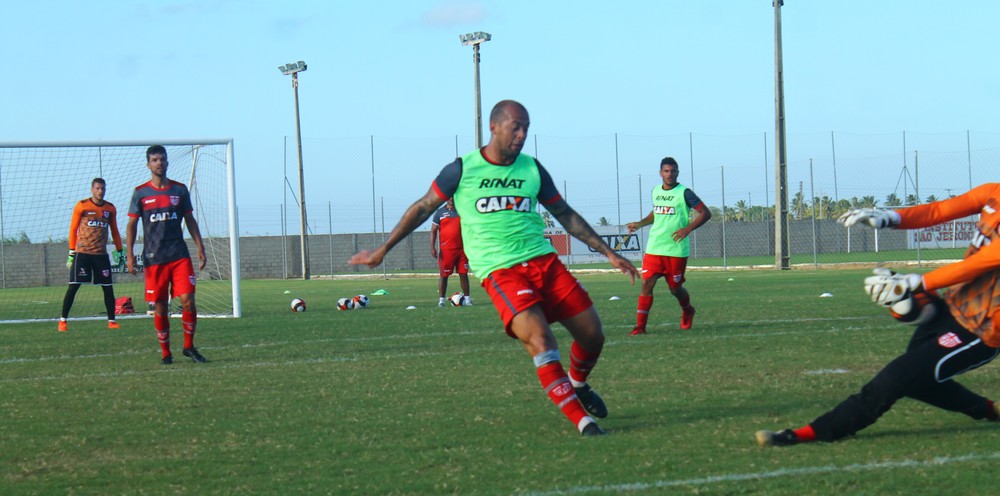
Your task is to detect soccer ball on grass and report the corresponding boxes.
[449,292,466,307]
[336,297,354,311]
[290,298,306,312]
[352,294,369,309]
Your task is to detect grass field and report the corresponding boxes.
[3,269,1000,494]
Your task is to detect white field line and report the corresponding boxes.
[0,315,879,383]
[526,451,1000,495]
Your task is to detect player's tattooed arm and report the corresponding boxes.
[546,198,613,256]
[351,187,444,267]
[546,198,639,281]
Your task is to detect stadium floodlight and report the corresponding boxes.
[278,60,310,280]
[459,32,491,148]
[278,61,307,75]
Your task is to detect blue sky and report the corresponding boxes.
[3,1,999,235]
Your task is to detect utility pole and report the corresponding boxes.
[773,1,790,269]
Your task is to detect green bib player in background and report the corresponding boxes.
[626,157,712,334]
[351,100,639,436]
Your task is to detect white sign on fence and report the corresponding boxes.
[906,216,978,249]
[544,226,646,264]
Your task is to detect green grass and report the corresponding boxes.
[3,270,1000,494]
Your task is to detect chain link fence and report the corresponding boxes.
[258,130,999,277]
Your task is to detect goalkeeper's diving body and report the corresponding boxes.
[60,178,124,332]
[756,185,1000,447]
[350,100,640,436]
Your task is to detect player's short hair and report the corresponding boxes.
[489,100,528,124]
[660,157,679,168]
[146,145,167,161]
[92,178,106,187]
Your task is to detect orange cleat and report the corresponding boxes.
[107,321,120,330]
[680,305,696,330]
[58,321,68,332]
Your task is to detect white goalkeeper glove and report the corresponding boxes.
[838,208,901,229]
[67,250,76,269]
[863,268,923,307]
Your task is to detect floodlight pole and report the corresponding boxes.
[773,1,790,270]
[279,61,310,280]
[460,32,491,148]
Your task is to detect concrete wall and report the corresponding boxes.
[0,220,913,288]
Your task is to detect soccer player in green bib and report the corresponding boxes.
[626,157,712,334]
[350,100,639,436]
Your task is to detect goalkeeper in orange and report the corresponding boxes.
[59,178,124,332]
[756,185,1000,447]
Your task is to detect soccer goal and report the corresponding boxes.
[0,140,242,324]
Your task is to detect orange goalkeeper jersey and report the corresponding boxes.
[895,183,1000,345]
[69,198,122,255]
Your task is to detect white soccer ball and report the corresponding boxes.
[889,291,937,325]
[337,297,354,311]
[449,292,466,307]
[352,294,369,309]
[290,298,306,312]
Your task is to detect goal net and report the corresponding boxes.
[0,140,242,324]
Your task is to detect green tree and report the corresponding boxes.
[791,191,807,220]
[925,194,938,203]
[734,200,749,221]
[885,193,902,207]
[540,211,555,228]
[597,217,611,226]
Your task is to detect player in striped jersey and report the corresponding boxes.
[59,178,124,332]
[126,145,207,365]
[756,186,1000,447]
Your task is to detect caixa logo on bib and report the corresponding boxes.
[476,196,532,213]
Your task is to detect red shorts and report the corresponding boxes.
[438,248,469,277]
[641,253,688,289]
[144,258,196,302]
[482,253,593,337]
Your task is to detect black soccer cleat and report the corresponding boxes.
[755,429,801,447]
[581,422,607,437]
[161,354,173,365]
[182,347,208,363]
[575,384,608,419]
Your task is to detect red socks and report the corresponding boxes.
[154,314,171,358]
[569,341,600,385]
[537,362,589,429]
[794,425,817,441]
[635,295,653,330]
[182,310,197,349]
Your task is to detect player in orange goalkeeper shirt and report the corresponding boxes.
[756,184,1000,447]
[59,178,124,332]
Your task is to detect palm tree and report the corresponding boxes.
[925,194,938,203]
[905,194,919,206]
[540,211,555,228]
[791,191,807,220]
[734,200,749,222]
[597,217,611,226]
[885,193,902,207]
[860,196,878,208]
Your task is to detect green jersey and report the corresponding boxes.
[646,184,692,257]
[435,150,557,279]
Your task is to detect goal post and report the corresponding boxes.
[0,139,241,323]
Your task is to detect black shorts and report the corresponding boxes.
[69,252,113,285]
